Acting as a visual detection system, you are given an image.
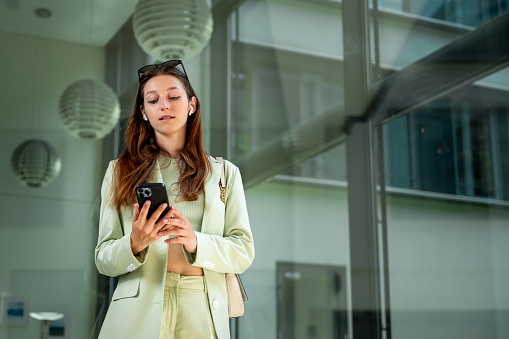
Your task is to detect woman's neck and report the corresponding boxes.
[156,133,185,159]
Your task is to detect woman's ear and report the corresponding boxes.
[141,106,148,121]
[189,97,197,116]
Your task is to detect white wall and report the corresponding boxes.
[386,195,509,339]
[0,30,105,339]
[489,207,509,338]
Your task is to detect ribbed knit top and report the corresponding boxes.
[158,155,205,232]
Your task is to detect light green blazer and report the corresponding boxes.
[95,156,255,339]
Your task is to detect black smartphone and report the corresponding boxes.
[135,183,171,221]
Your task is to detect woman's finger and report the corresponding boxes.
[171,218,188,229]
[156,218,170,232]
[160,219,187,236]
[168,207,190,229]
[133,203,140,221]
[164,228,198,253]
[158,225,183,239]
[169,206,185,220]
[148,202,169,224]
[160,208,176,221]
[138,200,151,221]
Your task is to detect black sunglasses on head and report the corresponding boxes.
[137,60,188,82]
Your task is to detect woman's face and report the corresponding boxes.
[141,74,196,140]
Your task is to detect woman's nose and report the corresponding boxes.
[161,98,170,110]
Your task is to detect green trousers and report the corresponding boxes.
[159,272,217,339]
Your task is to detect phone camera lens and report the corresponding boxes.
[136,187,152,198]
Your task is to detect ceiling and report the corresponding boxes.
[0,0,139,46]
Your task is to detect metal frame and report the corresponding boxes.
[209,6,231,158]
[342,1,387,339]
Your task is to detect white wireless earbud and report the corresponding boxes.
[189,107,194,116]
[143,114,148,121]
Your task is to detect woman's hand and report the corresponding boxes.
[130,201,173,256]
[159,206,198,254]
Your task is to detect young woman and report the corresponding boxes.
[95,60,255,339]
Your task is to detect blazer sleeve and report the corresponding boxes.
[94,161,149,277]
[185,161,255,274]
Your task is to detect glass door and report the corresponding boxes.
[277,262,347,339]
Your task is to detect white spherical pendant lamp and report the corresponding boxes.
[132,0,213,61]
[58,79,120,139]
[11,139,62,188]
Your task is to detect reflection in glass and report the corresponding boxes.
[375,0,509,26]
[384,82,509,201]
[380,29,509,339]
[230,2,350,339]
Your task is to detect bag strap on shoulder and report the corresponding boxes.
[216,157,226,204]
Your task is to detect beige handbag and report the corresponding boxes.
[217,157,249,318]
[226,272,248,318]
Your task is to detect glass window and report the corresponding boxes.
[374,0,509,26]
[384,83,509,201]
[226,1,350,338]
[374,5,509,339]
[406,0,509,26]
[383,74,509,336]
[226,1,509,339]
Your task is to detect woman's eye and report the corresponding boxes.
[147,99,158,104]
[169,96,181,100]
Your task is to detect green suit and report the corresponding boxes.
[95,156,255,339]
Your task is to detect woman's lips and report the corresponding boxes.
[160,115,175,121]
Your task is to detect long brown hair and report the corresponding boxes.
[110,66,211,211]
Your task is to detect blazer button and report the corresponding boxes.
[212,299,220,309]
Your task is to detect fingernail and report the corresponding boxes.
[170,205,174,210]
[145,200,150,205]
[158,232,164,236]
[163,219,169,223]
[162,203,168,208]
